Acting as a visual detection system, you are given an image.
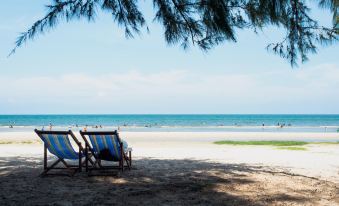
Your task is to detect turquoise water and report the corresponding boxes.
[0,114,339,133]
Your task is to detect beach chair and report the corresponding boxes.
[79,130,132,174]
[35,129,89,176]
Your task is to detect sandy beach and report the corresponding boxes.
[1,0,339,204]
[0,131,339,205]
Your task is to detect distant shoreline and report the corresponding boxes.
[1,131,339,143]
[1,125,339,133]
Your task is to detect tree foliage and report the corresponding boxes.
[11,0,339,66]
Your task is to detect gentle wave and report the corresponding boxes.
[1,125,338,133]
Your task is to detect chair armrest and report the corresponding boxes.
[125,147,133,152]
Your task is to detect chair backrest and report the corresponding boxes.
[35,129,81,160]
[80,131,123,161]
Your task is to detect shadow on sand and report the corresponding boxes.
[0,156,338,205]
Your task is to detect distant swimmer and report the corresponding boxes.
[49,123,53,131]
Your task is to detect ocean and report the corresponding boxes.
[0,114,339,133]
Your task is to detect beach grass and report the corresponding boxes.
[311,141,339,145]
[214,140,339,149]
[0,141,12,144]
[0,140,37,144]
[214,140,308,146]
[276,146,307,151]
[20,140,36,144]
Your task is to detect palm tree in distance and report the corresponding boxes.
[10,0,338,66]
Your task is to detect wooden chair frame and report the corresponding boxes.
[35,129,93,177]
[79,130,132,175]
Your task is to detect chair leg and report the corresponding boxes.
[78,145,82,172]
[40,158,62,177]
[129,150,132,167]
[124,154,131,170]
[85,145,88,172]
[61,159,81,176]
[93,159,100,168]
[44,144,47,169]
[41,156,83,177]
[120,144,124,172]
[88,154,95,165]
[82,151,95,169]
[70,168,78,176]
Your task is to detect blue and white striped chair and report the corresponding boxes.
[35,129,91,176]
[80,130,132,174]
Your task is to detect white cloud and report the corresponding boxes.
[0,64,338,114]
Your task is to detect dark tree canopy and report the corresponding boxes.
[11,0,339,66]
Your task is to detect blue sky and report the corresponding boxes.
[0,0,338,114]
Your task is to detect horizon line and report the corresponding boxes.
[1,114,339,116]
